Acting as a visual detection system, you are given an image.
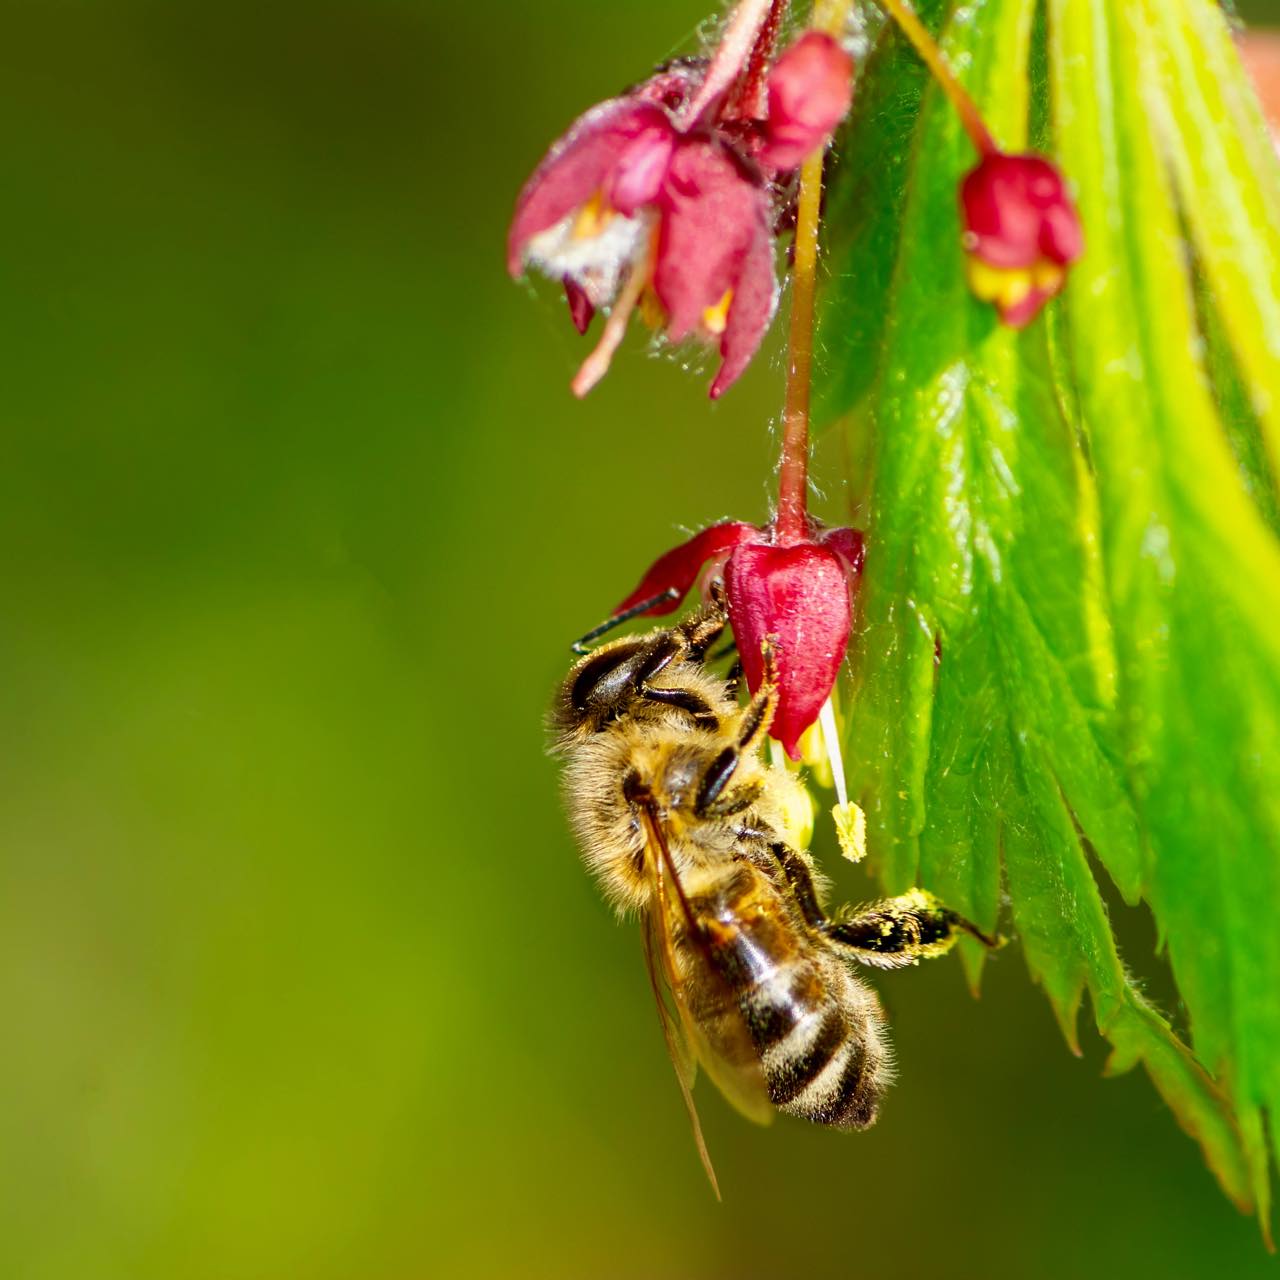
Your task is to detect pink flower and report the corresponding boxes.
[613,517,865,758]
[507,67,778,400]
[959,151,1083,327]
[758,33,854,171]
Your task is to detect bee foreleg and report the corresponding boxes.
[626,610,730,724]
[733,659,778,755]
[677,606,730,660]
[699,779,763,819]
[692,677,778,815]
[639,685,720,727]
[825,889,1000,969]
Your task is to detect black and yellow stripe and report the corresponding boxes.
[687,861,885,1131]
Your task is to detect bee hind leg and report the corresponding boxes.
[826,889,1000,969]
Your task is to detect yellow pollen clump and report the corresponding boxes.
[833,801,867,865]
[572,189,614,240]
[701,288,734,335]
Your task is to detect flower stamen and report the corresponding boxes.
[572,190,614,241]
[702,289,735,336]
[818,696,849,809]
[571,226,659,397]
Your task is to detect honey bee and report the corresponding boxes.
[552,599,997,1193]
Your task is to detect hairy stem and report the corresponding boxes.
[776,0,851,542]
[776,154,823,542]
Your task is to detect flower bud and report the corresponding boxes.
[959,151,1083,327]
[759,33,854,171]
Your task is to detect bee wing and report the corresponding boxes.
[638,801,775,1131]
[640,911,721,1199]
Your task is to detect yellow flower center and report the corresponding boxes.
[965,256,1065,311]
[572,189,614,241]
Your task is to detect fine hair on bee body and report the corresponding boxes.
[552,599,997,1184]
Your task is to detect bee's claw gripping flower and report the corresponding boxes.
[959,151,1083,327]
[612,519,865,758]
[758,33,854,172]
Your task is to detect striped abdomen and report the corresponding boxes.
[687,861,890,1130]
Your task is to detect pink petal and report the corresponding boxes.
[709,215,778,399]
[724,541,852,759]
[1040,198,1084,265]
[613,521,759,616]
[507,99,671,277]
[607,123,677,216]
[758,32,854,172]
[653,140,766,343]
[820,525,866,577]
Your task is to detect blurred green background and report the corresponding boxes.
[3,2,1279,1277]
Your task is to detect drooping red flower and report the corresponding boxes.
[612,517,865,758]
[959,151,1083,327]
[507,67,778,400]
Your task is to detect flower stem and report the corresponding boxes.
[776,0,850,543]
[776,152,822,542]
[724,0,790,121]
[679,0,778,129]
[875,0,995,154]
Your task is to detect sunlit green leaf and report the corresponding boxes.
[817,0,1280,1231]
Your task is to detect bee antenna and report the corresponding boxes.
[570,589,681,655]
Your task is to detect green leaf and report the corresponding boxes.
[816,2,937,425]
[817,0,1280,1231]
